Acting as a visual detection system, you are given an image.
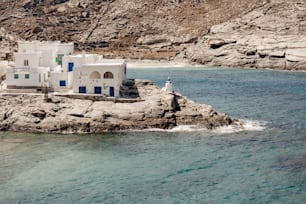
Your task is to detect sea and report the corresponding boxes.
[0,67,305,204]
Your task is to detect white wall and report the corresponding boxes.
[6,67,50,88]
[62,55,84,72]
[17,41,74,69]
[67,72,73,88]
[62,54,99,72]
[18,41,74,54]
[14,53,40,67]
[57,43,74,55]
[36,43,58,52]
[39,50,57,68]
[72,63,126,96]
[18,42,36,53]
[50,71,68,91]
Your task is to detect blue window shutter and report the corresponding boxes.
[109,87,114,97]
[59,80,66,87]
[68,62,74,72]
[94,86,102,94]
[79,86,86,93]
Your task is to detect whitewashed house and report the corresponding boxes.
[72,60,126,97]
[6,41,73,89]
[7,41,127,97]
[51,52,126,97]
[50,53,102,91]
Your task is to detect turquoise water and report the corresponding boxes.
[0,67,305,203]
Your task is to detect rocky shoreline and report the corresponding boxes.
[0,79,234,134]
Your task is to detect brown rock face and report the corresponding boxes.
[1,0,305,70]
[0,0,265,60]
[0,80,233,133]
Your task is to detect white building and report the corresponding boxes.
[6,41,127,97]
[6,41,73,89]
[72,60,126,97]
[50,53,102,91]
[51,53,126,97]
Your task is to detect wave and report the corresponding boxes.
[130,119,268,134]
[168,125,207,132]
[132,125,206,133]
[212,119,268,134]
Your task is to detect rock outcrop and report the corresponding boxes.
[0,27,20,60]
[182,0,306,70]
[0,61,7,86]
[0,80,233,133]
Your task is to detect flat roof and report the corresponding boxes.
[83,62,125,66]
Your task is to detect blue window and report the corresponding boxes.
[59,80,66,87]
[94,86,102,94]
[68,62,74,72]
[79,86,86,93]
[109,87,114,97]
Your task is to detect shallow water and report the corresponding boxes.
[0,67,305,203]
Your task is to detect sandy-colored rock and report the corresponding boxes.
[0,80,234,133]
[286,49,306,62]
[183,1,306,70]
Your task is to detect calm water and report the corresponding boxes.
[0,67,305,203]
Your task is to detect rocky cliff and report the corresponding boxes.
[1,0,306,70]
[183,0,306,70]
[0,80,234,133]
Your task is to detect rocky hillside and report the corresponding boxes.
[184,0,306,70]
[1,0,306,70]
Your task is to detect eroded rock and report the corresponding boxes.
[0,80,233,133]
[183,1,306,70]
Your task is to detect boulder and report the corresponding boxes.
[286,49,306,62]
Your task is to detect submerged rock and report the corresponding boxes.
[0,80,234,133]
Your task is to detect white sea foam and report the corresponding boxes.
[132,125,206,133]
[212,119,268,134]
[168,125,207,132]
[129,119,268,133]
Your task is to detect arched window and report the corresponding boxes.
[89,71,101,79]
[104,72,114,79]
